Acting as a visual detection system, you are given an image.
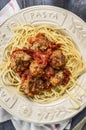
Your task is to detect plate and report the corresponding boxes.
[0,6,86,124]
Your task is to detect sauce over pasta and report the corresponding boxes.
[0,24,85,104]
[10,33,70,97]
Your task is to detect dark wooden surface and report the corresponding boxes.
[0,0,86,130]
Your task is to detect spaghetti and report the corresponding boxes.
[0,24,86,103]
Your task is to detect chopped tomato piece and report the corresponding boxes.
[29,37,36,44]
[45,67,55,78]
[33,51,48,68]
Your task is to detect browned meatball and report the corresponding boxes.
[21,77,44,97]
[21,77,34,97]
[29,33,48,51]
[29,60,43,77]
[50,50,66,69]
[10,49,31,74]
[37,35,48,50]
[50,71,64,86]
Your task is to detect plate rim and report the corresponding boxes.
[0,5,86,124]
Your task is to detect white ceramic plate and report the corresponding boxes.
[0,6,86,124]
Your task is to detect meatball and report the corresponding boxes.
[35,33,49,51]
[29,33,49,51]
[21,77,44,97]
[10,49,31,74]
[50,50,66,69]
[21,76,34,97]
[29,60,43,77]
[30,78,44,92]
[31,42,39,51]
[50,71,64,86]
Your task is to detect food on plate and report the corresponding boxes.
[0,24,86,103]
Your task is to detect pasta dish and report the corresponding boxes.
[0,24,86,103]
